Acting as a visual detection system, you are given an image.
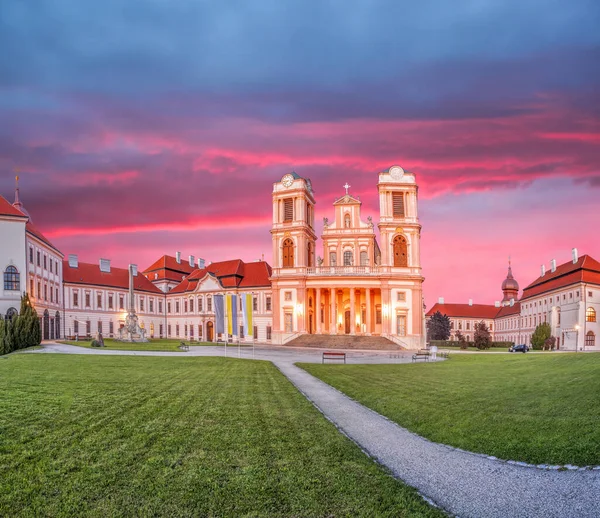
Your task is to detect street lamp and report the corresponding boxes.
[574,324,580,352]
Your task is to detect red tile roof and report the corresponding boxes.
[26,221,63,256]
[495,302,521,318]
[142,255,195,282]
[0,195,27,218]
[169,260,272,294]
[426,303,499,319]
[521,255,600,300]
[63,261,163,294]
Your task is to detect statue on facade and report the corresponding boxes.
[317,255,323,266]
[323,217,329,228]
[117,265,148,342]
[367,215,373,227]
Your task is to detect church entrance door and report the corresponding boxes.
[344,311,351,334]
[207,322,214,342]
[309,314,313,334]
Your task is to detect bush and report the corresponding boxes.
[474,321,492,350]
[531,323,552,350]
[91,340,101,348]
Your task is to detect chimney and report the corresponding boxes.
[176,251,181,264]
[551,259,556,273]
[541,265,545,277]
[189,255,195,268]
[572,248,578,264]
[510,298,515,307]
[99,258,111,273]
[438,297,444,304]
[130,264,138,277]
[468,299,473,306]
[198,258,205,269]
[68,254,78,268]
[494,301,500,307]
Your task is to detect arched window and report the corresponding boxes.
[307,242,313,267]
[4,265,19,291]
[344,214,351,228]
[586,307,596,322]
[329,252,337,266]
[393,235,408,267]
[282,238,294,267]
[360,251,368,266]
[343,250,353,266]
[5,307,18,321]
[585,331,596,347]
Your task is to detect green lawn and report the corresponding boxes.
[300,354,600,466]
[0,355,441,517]
[58,338,218,351]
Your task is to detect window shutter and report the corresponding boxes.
[284,198,294,222]
[393,193,405,217]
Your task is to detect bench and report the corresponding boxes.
[179,342,190,351]
[322,351,346,364]
[412,349,430,362]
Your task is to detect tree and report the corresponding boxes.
[544,336,556,351]
[455,330,468,350]
[531,322,552,350]
[427,311,451,341]
[0,319,5,355]
[10,294,42,350]
[474,320,491,350]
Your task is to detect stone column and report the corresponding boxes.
[330,288,336,335]
[316,288,322,334]
[366,288,372,335]
[350,288,356,335]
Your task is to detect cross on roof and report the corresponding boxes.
[343,182,350,195]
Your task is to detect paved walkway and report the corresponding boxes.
[28,342,600,517]
[277,362,600,518]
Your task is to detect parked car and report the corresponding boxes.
[509,344,529,353]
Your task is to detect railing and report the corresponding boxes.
[306,266,381,276]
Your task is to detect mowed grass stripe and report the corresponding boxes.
[0,355,442,517]
[300,354,600,466]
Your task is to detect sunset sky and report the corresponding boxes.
[1,1,599,307]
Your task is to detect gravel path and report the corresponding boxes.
[276,362,600,518]
[27,342,600,517]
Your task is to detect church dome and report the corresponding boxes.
[502,273,519,291]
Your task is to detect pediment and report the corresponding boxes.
[195,272,223,292]
[333,194,361,205]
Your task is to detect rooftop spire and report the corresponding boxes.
[13,174,23,211]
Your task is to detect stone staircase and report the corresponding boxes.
[285,334,404,350]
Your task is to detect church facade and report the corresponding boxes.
[270,167,425,348]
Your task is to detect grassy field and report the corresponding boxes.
[301,354,600,466]
[0,355,441,517]
[58,338,219,351]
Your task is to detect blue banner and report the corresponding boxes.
[229,294,238,335]
[214,294,224,335]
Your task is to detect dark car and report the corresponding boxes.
[509,344,529,353]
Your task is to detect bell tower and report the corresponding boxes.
[377,166,421,269]
[270,172,317,270]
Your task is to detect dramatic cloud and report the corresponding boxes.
[1,0,599,305]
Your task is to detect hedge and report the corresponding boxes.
[430,340,515,348]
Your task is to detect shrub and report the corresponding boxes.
[430,340,514,349]
[91,340,101,348]
[531,323,552,350]
[474,321,492,350]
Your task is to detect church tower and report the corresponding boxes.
[270,172,316,269]
[270,172,317,342]
[377,166,421,269]
[501,258,519,304]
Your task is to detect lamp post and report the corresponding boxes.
[574,324,580,352]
